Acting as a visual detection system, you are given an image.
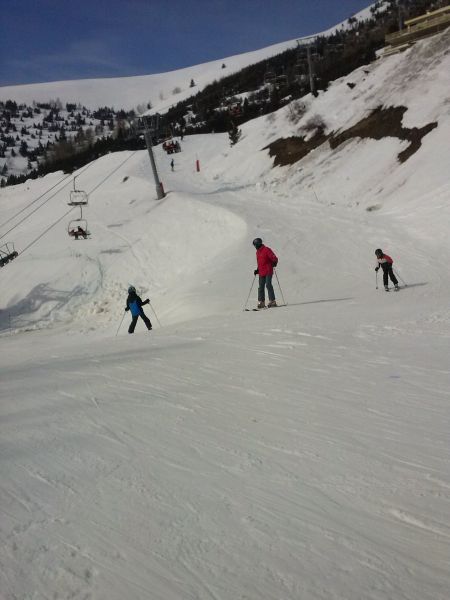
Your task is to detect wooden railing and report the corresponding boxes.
[385,8,450,47]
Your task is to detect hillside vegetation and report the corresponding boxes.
[1,0,446,188]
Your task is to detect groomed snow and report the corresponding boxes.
[1,29,450,600]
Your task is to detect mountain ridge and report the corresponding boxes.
[0,4,376,109]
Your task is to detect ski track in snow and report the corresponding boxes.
[1,310,449,599]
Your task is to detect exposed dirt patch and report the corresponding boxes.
[266,129,328,167]
[266,106,437,167]
[330,106,438,162]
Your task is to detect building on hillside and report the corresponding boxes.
[383,4,450,55]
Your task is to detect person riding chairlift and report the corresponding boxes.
[70,225,88,240]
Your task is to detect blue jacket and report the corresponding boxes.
[125,293,149,317]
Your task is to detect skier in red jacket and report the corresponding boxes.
[253,238,278,308]
[375,248,399,291]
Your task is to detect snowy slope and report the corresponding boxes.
[0,4,378,110]
[1,28,450,600]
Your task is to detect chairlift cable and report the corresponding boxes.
[86,151,138,198]
[0,180,82,241]
[0,160,96,240]
[18,207,76,257]
[4,149,139,258]
[0,171,73,230]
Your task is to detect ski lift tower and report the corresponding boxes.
[297,37,318,97]
[142,114,165,200]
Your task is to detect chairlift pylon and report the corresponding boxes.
[0,242,19,267]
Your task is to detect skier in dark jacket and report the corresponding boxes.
[375,249,399,291]
[125,286,152,333]
[253,238,278,308]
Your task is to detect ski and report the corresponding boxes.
[244,304,287,311]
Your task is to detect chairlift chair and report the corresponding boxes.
[143,114,160,134]
[68,218,90,240]
[0,242,19,267]
[296,73,309,85]
[276,74,288,86]
[294,61,307,82]
[327,42,345,54]
[68,189,88,206]
[130,117,145,134]
[264,71,276,85]
[68,176,88,206]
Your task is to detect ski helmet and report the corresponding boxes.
[128,285,136,294]
[252,237,263,249]
[375,248,383,257]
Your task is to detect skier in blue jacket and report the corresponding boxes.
[125,286,152,333]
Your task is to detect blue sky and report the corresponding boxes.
[1,0,373,86]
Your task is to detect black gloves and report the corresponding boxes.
[143,298,150,305]
[273,260,278,267]
[125,306,129,311]
[254,269,259,276]
[375,267,379,272]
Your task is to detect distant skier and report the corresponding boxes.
[125,286,152,333]
[375,248,399,291]
[253,237,278,308]
[170,158,174,171]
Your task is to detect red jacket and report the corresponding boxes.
[256,245,278,276]
[377,253,393,266]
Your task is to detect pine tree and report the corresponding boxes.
[228,121,242,146]
[19,140,28,157]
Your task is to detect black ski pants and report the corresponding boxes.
[258,274,275,302]
[381,264,398,287]
[128,311,152,333]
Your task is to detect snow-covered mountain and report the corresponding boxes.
[0,5,377,111]
[1,23,450,600]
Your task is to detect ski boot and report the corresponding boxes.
[384,286,389,292]
[394,284,400,291]
[267,300,277,308]
[257,301,266,309]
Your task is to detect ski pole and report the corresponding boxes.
[243,275,256,311]
[274,269,287,306]
[115,311,126,336]
[394,269,407,287]
[376,270,378,289]
[149,301,162,327]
